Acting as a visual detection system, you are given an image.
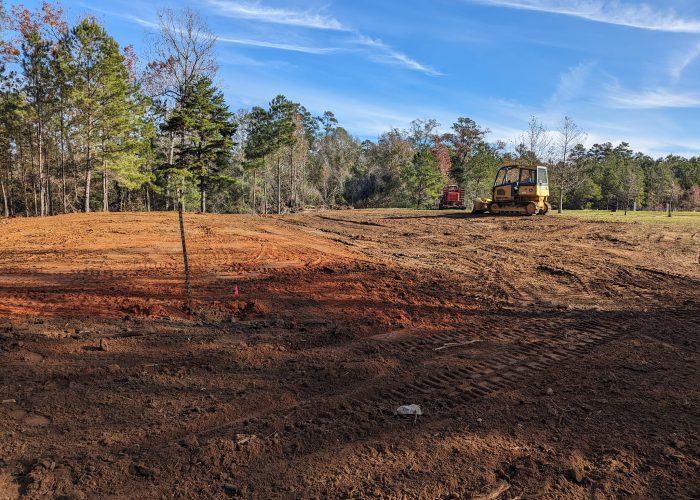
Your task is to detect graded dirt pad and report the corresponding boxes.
[0,211,698,499]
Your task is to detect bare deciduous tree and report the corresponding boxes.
[145,8,217,102]
[518,115,553,166]
[551,116,587,213]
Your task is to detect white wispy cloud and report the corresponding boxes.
[605,86,700,109]
[96,3,442,75]
[87,8,341,55]
[124,14,159,29]
[467,0,700,33]
[549,61,595,105]
[354,35,444,76]
[217,36,340,54]
[206,0,347,30]
[669,42,700,80]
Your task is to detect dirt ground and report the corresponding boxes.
[0,210,698,499]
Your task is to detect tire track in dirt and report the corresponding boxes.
[131,311,638,469]
[232,309,700,489]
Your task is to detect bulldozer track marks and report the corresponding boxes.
[225,319,623,457]
[151,315,627,457]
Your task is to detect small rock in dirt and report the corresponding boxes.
[546,387,554,395]
[663,447,684,460]
[223,483,240,495]
[235,434,256,445]
[672,438,686,449]
[130,463,156,478]
[98,338,109,351]
[181,434,200,448]
[473,480,510,500]
[106,364,121,374]
[568,450,588,483]
[1,399,16,404]
[569,464,585,483]
[23,414,50,426]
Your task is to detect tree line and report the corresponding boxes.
[0,2,698,218]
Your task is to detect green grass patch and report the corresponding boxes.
[554,209,700,227]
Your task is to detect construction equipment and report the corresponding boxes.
[472,162,551,215]
[438,185,467,210]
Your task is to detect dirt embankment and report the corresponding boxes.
[0,211,698,499]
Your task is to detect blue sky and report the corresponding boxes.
[17,0,700,156]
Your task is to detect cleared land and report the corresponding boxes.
[0,210,698,499]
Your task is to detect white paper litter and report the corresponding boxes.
[395,404,423,416]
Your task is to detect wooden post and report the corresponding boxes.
[177,189,194,317]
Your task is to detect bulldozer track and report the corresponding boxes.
[135,316,620,458]
[138,301,700,459]
[140,313,629,458]
[203,315,628,459]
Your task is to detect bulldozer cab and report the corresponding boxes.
[493,165,547,188]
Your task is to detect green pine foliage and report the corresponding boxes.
[164,76,236,212]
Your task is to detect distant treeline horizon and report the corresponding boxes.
[1,2,698,217]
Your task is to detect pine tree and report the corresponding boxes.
[243,106,273,214]
[403,147,444,208]
[164,76,235,212]
[68,18,107,212]
[69,17,144,212]
[268,95,295,214]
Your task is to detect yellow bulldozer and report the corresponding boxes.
[472,162,551,215]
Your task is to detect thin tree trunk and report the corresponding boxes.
[1,178,8,217]
[32,178,38,216]
[102,168,109,212]
[263,166,268,215]
[165,175,170,211]
[38,112,46,217]
[165,132,176,211]
[277,156,281,214]
[252,168,257,215]
[7,157,14,216]
[19,140,29,217]
[85,141,92,213]
[29,133,38,215]
[168,133,175,165]
[61,136,67,213]
[47,159,53,216]
[558,188,564,214]
[59,107,67,213]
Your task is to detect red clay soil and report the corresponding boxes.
[0,210,698,499]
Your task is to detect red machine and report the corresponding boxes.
[438,185,466,210]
